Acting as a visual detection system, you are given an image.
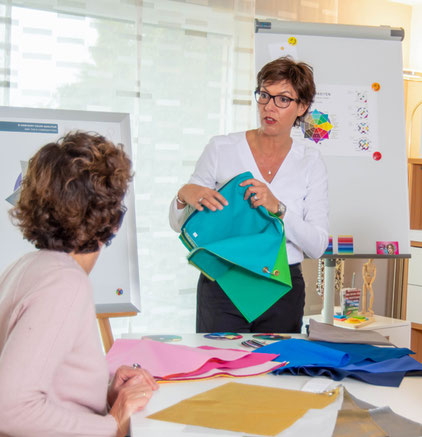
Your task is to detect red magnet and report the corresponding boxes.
[373,151,382,161]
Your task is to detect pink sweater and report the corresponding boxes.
[0,250,118,436]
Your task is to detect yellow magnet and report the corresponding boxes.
[288,37,297,46]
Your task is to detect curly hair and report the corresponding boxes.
[10,131,133,254]
[256,56,316,127]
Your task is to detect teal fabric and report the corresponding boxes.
[180,172,292,322]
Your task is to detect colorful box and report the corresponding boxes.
[340,287,361,317]
[324,236,333,255]
[338,235,353,254]
[376,241,399,255]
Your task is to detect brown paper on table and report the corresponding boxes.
[147,382,339,436]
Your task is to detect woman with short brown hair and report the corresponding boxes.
[0,131,158,437]
[256,56,316,127]
[170,56,329,334]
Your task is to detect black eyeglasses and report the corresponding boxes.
[254,89,299,109]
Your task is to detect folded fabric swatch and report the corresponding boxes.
[254,338,351,368]
[106,339,279,380]
[255,338,418,387]
[165,360,284,382]
[180,171,291,322]
[308,318,392,345]
[272,355,422,387]
[334,388,389,436]
[311,341,414,364]
[340,354,422,373]
[172,345,282,378]
[346,389,422,437]
[272,366,407,387]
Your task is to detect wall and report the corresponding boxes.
[337,0,412,68]
[405,79,422,158]
[409,4,422,72]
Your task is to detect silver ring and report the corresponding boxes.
[254,195,258,201]
[142,391,147,398]
[132,363,141,369]
[198,197,204,203]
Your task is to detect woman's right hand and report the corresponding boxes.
[177,184,228,211]
[109,382,155,437]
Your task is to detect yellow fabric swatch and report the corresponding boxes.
[147,382,339,436]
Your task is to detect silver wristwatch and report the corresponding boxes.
[275,201,287,217]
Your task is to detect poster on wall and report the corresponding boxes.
[0,107,140,313]
[291,84,380,157]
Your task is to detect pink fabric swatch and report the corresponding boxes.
[185,346,279,377]
[166,360,284,381]
[106,339,279,380]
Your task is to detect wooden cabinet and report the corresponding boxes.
[407,242,422,362]
[408,159,422,230]
[411,323,422,363]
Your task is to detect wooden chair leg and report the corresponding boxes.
[97,318,114,353]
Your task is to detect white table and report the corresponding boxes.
[128,333,422,436]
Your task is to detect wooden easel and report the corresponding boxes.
[96,312,137,353]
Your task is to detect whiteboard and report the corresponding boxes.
[0,106,140,313]
[255,20,410,257]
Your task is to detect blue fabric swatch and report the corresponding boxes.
[311,341,414,364]
[255,338,419,387]
[340,354,422,372]
[253,338,350,368]
[272,366,408,387]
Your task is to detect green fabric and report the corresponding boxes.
[218,269,291,323]
[180,171,292,322]
[270,224,289,281]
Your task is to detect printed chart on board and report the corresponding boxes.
[291,85,379,158]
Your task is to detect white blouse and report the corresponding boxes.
[169,131,329,264]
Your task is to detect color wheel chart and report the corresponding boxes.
[301,109,333,144]
[291,84,380,158]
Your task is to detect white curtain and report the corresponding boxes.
[0,0,340,336]
[0,0,256,336]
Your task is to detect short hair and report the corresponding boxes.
[10,131,133,254]
[256,56,316,126]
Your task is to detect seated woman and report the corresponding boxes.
[0,132,158,437]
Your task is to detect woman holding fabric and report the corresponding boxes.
[0,132,158,437]
[169,56,329,334]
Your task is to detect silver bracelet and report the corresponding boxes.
[176,194,187,205]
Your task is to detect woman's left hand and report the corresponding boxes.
[107,365,159,407]
[239,178,279,214]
